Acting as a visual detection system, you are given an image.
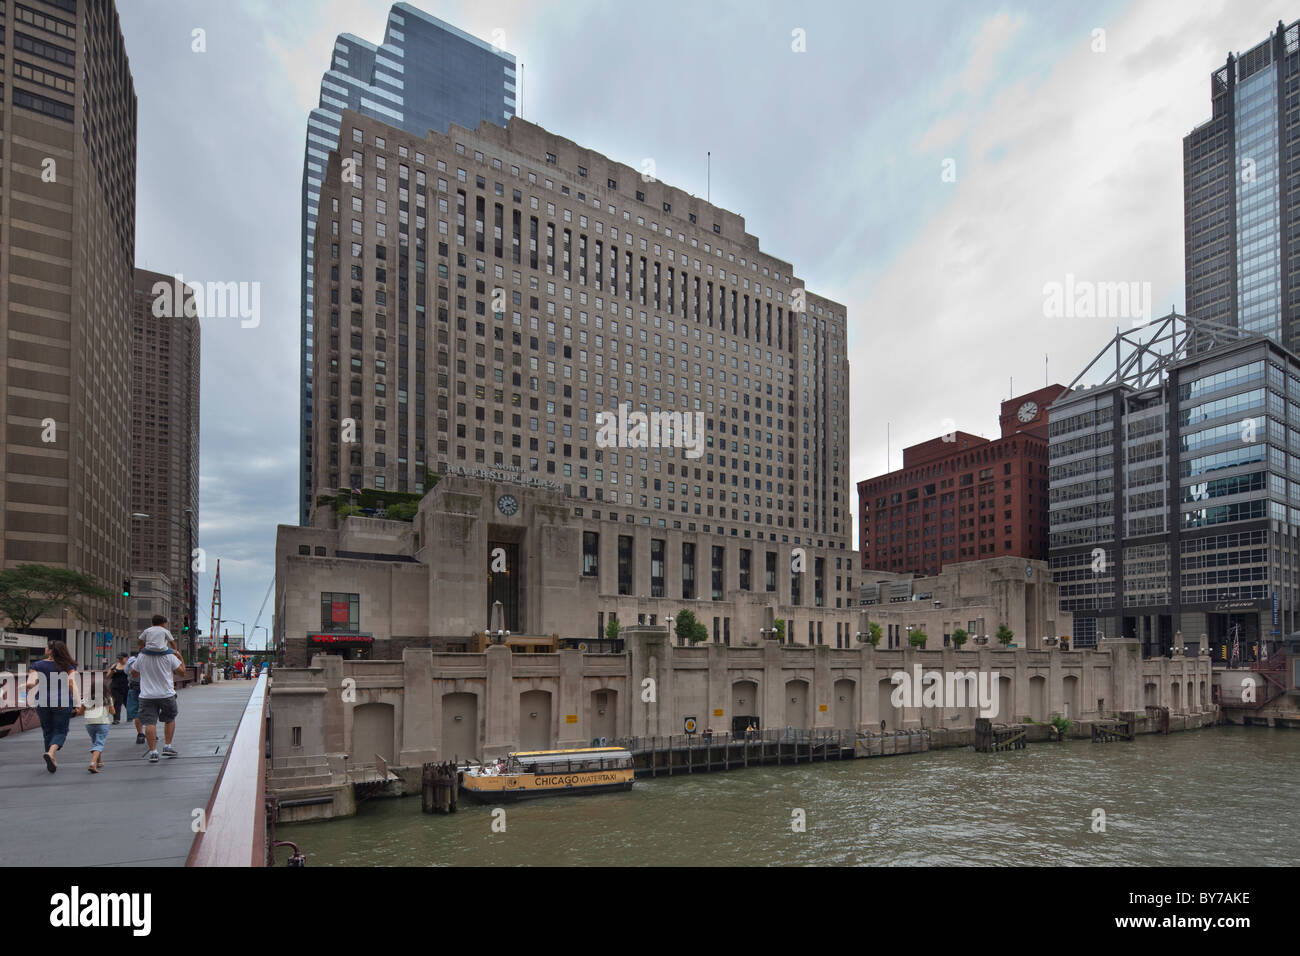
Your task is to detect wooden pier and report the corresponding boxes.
[974,718,1026,752]
[611,729,928,777]
[421,760,460,813]
[1090,715,1136,743]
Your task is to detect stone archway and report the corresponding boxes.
[519,689,553,751]
[441,692,479,762]
[833,678,856,731]
[784,678,810,730]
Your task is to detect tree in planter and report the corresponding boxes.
[951,627,969,650]
[907,627,928,648]
[996,624,1015,646]
[771,618,786,642]
[868,621,882,646]
[0,564,112,631]
[605,617,621,642]
[674,609,708,644]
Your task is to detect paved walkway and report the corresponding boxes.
[0,680,254,866]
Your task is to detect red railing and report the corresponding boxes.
[186,672,269,867]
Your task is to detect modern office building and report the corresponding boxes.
[857,386,1064,577]
[0,0,137,665]
[283,105,854,654]
[300,3,517,524]
[129,269,200,653]
[1184,18,1300,351]
[1048,313,1300,660]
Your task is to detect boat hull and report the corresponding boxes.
[460,771,634,803]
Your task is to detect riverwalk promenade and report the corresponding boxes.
[0,681,254,866]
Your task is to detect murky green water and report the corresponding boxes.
[276,727,1298,866]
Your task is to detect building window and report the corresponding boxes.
[711,546,724,601]
[320,592,360,633]
[739,548,751,591]
[582,531,599,576]
[682,542,696,600]
[766,551,777,592]
[617,535,633,595]
[651,539,665,597]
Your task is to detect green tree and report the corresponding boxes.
[0,564,112,631]
[907,627,928,648]
[867,621,883,646]
[605,616,621,641]
[674,609,708,644]
[997,624,1015,646]
[951,628,969,649]
[773,618,786,642]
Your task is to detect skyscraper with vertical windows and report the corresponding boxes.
[0,0,137,666]
[130,269,200,656]
[1184,18,1300,351]
[300,3,517,524]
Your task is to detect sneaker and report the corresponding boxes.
[136,732,145,744]
[146,750,159,763]
[161,745,179,758]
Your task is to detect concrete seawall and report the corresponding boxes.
[268,634,1215,820]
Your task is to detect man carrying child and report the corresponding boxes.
[129,615,185,763]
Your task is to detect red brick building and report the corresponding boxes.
[858,386,1065,576]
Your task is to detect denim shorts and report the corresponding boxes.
[126,686,140,719]
[87,723,110,752]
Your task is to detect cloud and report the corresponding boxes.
[849,0,1293,548]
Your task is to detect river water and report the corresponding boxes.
[276,726,1298,866]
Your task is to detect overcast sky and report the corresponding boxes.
[116,0,1292,645]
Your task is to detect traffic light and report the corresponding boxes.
[182,615,190,633]
[122,579,131,598]
[222,630,229,649]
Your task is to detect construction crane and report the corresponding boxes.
[209,559,221,656]
[249,576,274,650]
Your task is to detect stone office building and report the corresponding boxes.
[275,474,862,666]
[859,555,1070,651]
[307,108,852,562]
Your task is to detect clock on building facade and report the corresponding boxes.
[497,494,519,516]
[1017,401,1039,423]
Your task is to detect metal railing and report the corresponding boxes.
[610,728,856,752]
[186,672,269,867]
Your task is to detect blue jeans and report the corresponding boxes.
[37,707,71,751]
[87,723,110,752]
[126,686,140,720]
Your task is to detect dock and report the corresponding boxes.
[610,728,929,777]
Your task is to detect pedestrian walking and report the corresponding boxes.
[108,653,129,724]
[25,640,82,773]
[130,639,186,763]
[83,683,112,773]
[126,641,144,744]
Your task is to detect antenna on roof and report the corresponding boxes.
[707,151,711,203]
[519,63,524,119]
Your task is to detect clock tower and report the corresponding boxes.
[999,385,1068,439]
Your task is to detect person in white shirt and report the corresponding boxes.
[130,640,186,763]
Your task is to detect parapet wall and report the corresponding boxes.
[268,635,1213,777]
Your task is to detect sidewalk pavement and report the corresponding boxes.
[0,681,255,866]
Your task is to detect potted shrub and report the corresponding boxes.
[907,628,928,649]
[996,625,1015,646]
[951,628,969,650]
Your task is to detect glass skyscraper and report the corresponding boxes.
[300,3,516,523]
[1184,19,1299,351]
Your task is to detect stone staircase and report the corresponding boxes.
[268,753,335,791]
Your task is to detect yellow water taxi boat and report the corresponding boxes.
[460,746,634,802]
